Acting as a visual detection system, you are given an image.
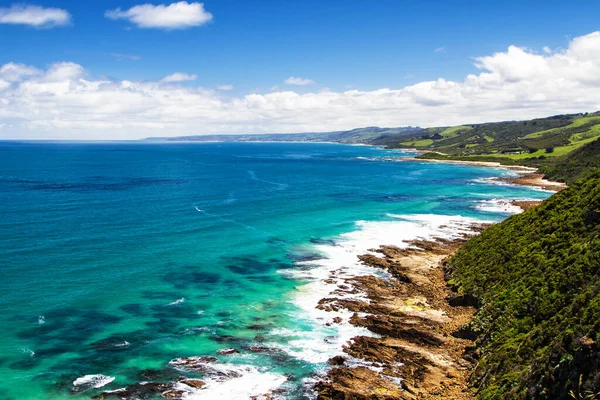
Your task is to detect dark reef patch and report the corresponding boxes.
[119,303,146,316]
[163,270,221,289]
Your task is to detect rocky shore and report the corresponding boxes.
[493,173,567,192]
[314,227,491,400]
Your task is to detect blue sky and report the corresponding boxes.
[2,0,599,92]
[0,0,599,139]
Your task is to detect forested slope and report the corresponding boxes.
[446,173,600,399]
[540,137,600,184]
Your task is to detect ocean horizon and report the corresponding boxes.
[0,141,551,399]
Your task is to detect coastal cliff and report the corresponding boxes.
[446,172,600,399]
[316,171,600,399]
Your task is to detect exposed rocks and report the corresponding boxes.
[511,199,543,211]
[315,367,410,400]
[94,382,172,399]
[328,356,346,366]
[177,378,206,389]
[315,236,482,400]
[246,345,277,353]
[169,356,218,368]
[161,389,186,399]
[217,348,240,355]
[495,173,567,192]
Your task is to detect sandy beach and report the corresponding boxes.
[394,156,567,192]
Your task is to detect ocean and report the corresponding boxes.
[0,141,550,399]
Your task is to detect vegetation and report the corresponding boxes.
[446,172,600,399]
[148,110,600,183]
[151,112,600,399]
[145,126,422,144]
[146,111,600,163]
[540,137,600,184]
[391,112,600,162]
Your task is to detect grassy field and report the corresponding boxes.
[439,125,472,138]
[523,115,600,139]
[400,138,433,147]
[394,112,600,162]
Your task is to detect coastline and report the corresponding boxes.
[391,154,567,192]
[89,146,556,400]
[310,154,564,398]
[313,222,488,399]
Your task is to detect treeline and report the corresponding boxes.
[446,173,600,399]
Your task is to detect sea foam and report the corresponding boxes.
[474,199,523,214]
[277,214,488,369]
[72,374,115,389]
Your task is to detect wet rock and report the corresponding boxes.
[162,389,186,399]
[217,348,239,355]
[358,254,392,269]
[247,345,276,353]
[177,378,206,389]
[170,355,243,380]
[328,356,346,366]
[95,382,171,399]
[169,356,218,369]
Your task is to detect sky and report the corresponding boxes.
[0,0,599,139]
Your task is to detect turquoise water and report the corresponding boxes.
[0,142,550,399]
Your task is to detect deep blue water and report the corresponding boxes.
[0,142,550,399]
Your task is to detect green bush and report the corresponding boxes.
[447,173,600,399]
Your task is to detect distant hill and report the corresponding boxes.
[395,111,600,161]
[143,126,423,145]
[144,112,600,183]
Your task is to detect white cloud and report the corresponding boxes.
[0,4,70,28]
[435,47,447,53]
[285,76,315,85]
[217,84,234,90]
[0,63,41,81]
[1,31,600,139]
[105,1,212,29]
[161,72,197,82]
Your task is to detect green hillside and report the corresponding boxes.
[539,137,600,184]
[392,112,600,163]
[446,173,600,399]
[144,126,422,144]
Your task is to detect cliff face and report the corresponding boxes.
[446,173,600,399]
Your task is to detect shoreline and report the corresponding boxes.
[392,155,567,192]
[314,223,488,399]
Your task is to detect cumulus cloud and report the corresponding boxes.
[217,84,234,90]
[0,63,41,81]
[285,76,315,85]
[0,4,71,28]
[105,1,212,29]
[161,72,197,82]
[1,31,600,139]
